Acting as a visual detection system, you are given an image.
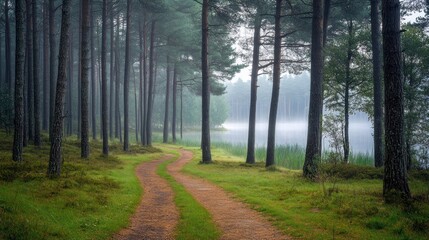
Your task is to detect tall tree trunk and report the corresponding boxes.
[114,14,121,141]
[109,0,114,139]
[139,19,144,145]
[77,0,82,138]
[101,0,109,155]
[26,0,34,142]
[343,20,353,164]
[381,0,411,200]
[81,0,90,158]
[265,0,282,167]
[246,12,262,164]
[146,20,156,146]
[201,0,212,163]
[142,15,148,145]
[5,0,12,94]
[123,0,131,151]
[163,55,171,143]
[33,0,41,146]
[13,0,26,162]
[66,31,73,136]
[90,0,96,140]
[133,67,139,143]
[371,0,384,168]
[172,64,177,143]
[24,47,28,146]
[303,0,324,179]
[42,0,49,131]
[180,82,183,139]
[49,0,57,141]
[48,0,71,178]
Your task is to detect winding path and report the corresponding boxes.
[167,149,290,240]
[115,154,179,240]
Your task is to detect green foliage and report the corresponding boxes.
[183,147,429,240]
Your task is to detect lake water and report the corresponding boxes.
[182,121,374,155]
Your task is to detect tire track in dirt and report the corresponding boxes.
[115,154,178,240]
[167,149,291,240]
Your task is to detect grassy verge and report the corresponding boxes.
[156,145,220,240]
[176,139,373,169]
[182,147,429,240]
[0,132,160,240]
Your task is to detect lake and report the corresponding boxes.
[182,121,374,155]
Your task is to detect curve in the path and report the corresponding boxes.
[167,149,291,240]
[115,154,179,240]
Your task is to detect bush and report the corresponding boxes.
[319,163,383,180]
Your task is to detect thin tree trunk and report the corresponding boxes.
[142,15,148,145]
[48,0,71,178]
[163,55,171,143]
[33,0,41,146]
[77,0,82,138]
[81,0,90,158]
[109,0,114,139]
[26,0,34,142]
[115,14,121,141]
[180,82,183,139]
[42,0,49,131]
[133,67,139,143]
[371,0,384,168]
[246,12,262,164]
[343,20,353,164]
[201,0,212,163]
[123,0,131,151]
[90,0,96,140]
[172,64,177,143]
[265,0,282,167]
[101,0,109,155]
[146,20,156,146]
[303,0,324,179]
[24,48,28,147]
[139,19,144,145]
[381,0,411,200]
[5,0,12,94]
[49,0,57,141]
[66,31,73,136]
[13,0,25,162]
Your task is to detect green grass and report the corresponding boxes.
[156,146,220,240]
[176,139,374,169]
[182,147,429,240]
[0,132,161,240]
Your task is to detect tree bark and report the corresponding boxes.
[90,0,97,140]
[123,0,131,151]
[109,0,114,139]
[26,0,34,142]
[115,14,121,141]
[48,0,71,178]
[81,0,90,158]
[163,55,171,143]
[33,0,41,146]
[201,0,212,163]
[49,0,57,142]
[146,20,156,146]
[42,0,49,131]
[246,12,262,164]
[5,0,12,94]
[13,0,25,162]
[371,0,384,168]
[139,19,145,145]
[172,64,177,143]
[142,15,148,145]
[343,20,353,164]
[303,0,324,179]
[265,0,282,167]
[381,0,411,200]
[77,0,82,138]
[66,30,73,136]
[101,0,109,155]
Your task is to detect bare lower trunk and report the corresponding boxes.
[201,0,211,163]
[81,0,90,158]
[26,0,34,142]
[266,0,282,167]
[90,0,96,140]
[101,0,109,155]
[382,0,411,200]
[42,0,49,131]
[146,21,156,146]
[172,65,177,143]
[163,55,171,143]
[109,0,114,139]
[49,0,57,141]
[303,0,324,179]
[13,0,25,162]
[33,0,41,146]
[123,0,131,151]
[48,0,71,178]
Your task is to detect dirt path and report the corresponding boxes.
[115,154,179,240]
[167,149,290,240]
